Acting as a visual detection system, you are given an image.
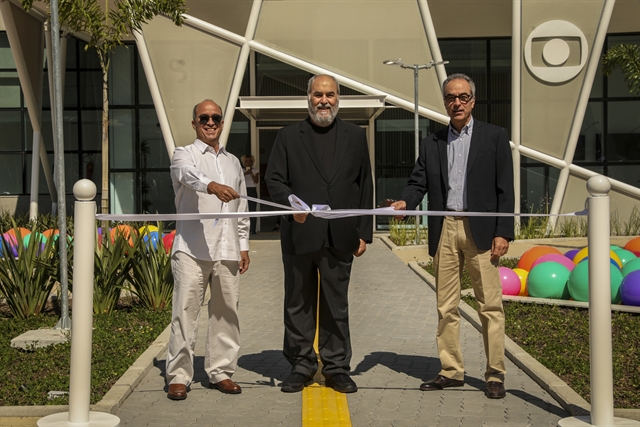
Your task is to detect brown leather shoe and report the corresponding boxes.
[485,381,506,399]
[209,379,242,394]
[420,375,464,391]
[167,383,187,400]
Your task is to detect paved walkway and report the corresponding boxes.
[116,237,568,427]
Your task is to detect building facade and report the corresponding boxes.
[0,0,638,231]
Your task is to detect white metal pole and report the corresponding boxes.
[38,180,120,427]
[557,175,635,427]
[511,0,521,233]
[586,175,613,426]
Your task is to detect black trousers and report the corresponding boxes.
[282,247,354,378]
[246,187,257,233]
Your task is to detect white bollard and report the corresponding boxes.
[558,176,635,427]
[38,180,120,427]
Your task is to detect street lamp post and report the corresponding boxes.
[383,59,448,245]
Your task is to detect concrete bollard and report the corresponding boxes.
[38,180,120,427]
[557,175,635,426]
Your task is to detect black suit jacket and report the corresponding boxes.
[400,119,515,257]
[265,117,374,255]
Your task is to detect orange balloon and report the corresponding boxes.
[517,245,563,271]
[110,224,136,246]
[6,227,31,239]
[42,229,59,239]
[624,236,640,253]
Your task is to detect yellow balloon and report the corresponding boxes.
[513,268,529,296]
[139,225,159,236]
[572,246,623,269]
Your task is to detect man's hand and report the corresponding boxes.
[353,239,367,257]
[491,237,509,261]
[207,181,239,203]
[239,251,250,274]
[390,200,407,220]
[293,213,309,223]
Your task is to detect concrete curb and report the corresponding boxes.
[0,323,172,418]
[407,261,640,421]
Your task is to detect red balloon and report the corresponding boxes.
[162,233,175,254]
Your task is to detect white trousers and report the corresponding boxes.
[165,251,240,386]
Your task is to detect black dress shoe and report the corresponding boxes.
[325,374,358,393]
[485,381,506,399]
[420,375,464,391]
[281,372,312,393]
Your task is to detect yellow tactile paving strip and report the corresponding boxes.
[300,276,352,426]
[302,383,352,427]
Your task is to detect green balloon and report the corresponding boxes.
[611,248,637,267]
[622,258,640,277]
[568,260,624,304]
[22,232,47,247]
[527,262,570,299]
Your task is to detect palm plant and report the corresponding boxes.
[601,43,640,95]
[0,225,59,319]
[92,228,135,314]
[127,223,174,310]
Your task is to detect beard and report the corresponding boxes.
[308,98,339,127]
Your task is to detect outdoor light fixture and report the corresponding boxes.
[383,58,448,243]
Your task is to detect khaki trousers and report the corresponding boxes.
[433,216,506,383]
[166,252,240,386]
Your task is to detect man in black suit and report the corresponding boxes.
[265,74,373,394]
[392,73,514,399]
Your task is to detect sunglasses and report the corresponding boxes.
[197,114,223,126]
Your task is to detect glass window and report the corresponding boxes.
[606,35,640,98]
[607,101,640,162]
[26,153,79,194]
[81,110,102,151]
[139,108,169,168]
[141,172,175,214]
[28,110,79,151]
[520,161,559,213]
[109,46,134,105]
[490,39,511,101]
[43,70,78,109]
[0,33,16,69]
[111,172,135,214]
[439,39,487,101]
[0,110,22,151]
[65,37,77,70]
[575,102,604,162]
[0,71,22,108]
[79,71,102,108]
[77,41,101,70]
[82,152,102,191]
[109,109,135,169]
[0,154,23,194]
[608,165,640,187]
[137,56,153,105]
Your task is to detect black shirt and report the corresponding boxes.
[310,119,337,176]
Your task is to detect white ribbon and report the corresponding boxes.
[95,194,587,222]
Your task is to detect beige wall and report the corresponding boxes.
[429,0,513,38]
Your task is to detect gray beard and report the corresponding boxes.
[308,99,339,127]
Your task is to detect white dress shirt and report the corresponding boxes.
[170,139,249,261]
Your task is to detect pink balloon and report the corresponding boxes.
[531,253,575,272]
[499,267,521,296]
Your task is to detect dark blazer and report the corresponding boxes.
[265,117,374,255]
[400,119,515,257]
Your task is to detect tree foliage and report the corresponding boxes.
[601,43,640,95]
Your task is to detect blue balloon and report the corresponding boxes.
[143,231,160,250]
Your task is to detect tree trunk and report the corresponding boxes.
[101,71,109,214]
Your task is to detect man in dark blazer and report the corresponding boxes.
[265,74,373,394]
[392,73,514,399]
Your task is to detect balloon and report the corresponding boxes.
[5,227,31,240]
[139,225,159,236]
[527,262,570,299]
[1,233,18,257]
[574,247,623,269]
[622,258,640,277]
[42,229,59,239]
[162,233,175,254]
[517,246,563,271]
[624,236,640,253]
[513,268,529,296]
[143,231,160,250]
[110,225,136,246]
[23,232,47,248]
[620,270,640,306]
[499,267,521,296]
[568,260,624,303]
[564,249,580,261]
[531,253,575,272]
[611,248,637,267]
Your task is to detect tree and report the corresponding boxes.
[21,0,186,214]
[601,43,640,95]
